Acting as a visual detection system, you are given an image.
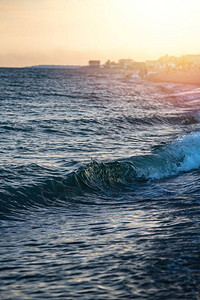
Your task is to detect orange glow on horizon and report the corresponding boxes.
[0,0,200,67]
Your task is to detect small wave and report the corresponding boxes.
[172,87,200,100]
[40,92,77,99]
[166,87,200,108]
[108,114,199,127]
[0,125,33,132]
[157,83,196,94]
[0,121,34,132]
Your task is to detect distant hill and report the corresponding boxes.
[25,65,83,69]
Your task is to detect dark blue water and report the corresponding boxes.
[0,68,200,299]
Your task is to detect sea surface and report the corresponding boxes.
[0,67,200,299]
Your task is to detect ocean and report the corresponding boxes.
[0,67,200,299]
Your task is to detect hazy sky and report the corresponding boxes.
[1,0,200,67]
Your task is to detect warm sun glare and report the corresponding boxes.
[112,0,200,57]
[0,0,200,66]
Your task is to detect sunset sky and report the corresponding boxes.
[1,0,200,67]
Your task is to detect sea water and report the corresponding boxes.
[0,68,200,299]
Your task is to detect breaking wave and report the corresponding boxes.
[76,131,200,186]
[1,132,200,218]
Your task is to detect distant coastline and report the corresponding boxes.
[147,70,200,86]
[1,61,200,86]
[24,65,83,69]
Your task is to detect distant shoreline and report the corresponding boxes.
[24,65,83,69]
[0,65,84,69]
[147,70,200,86]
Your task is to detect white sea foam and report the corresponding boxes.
[129,132,200,181]
[158,132,200,177]
[174,132,200,172]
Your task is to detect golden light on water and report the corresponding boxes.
[0,0,200,67]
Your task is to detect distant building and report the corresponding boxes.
[103,53,200,74]
[132,61,146,70]
[118,59,134,69]
[88,60,101,68]
[104,60,121,69]
[158,54,177,64]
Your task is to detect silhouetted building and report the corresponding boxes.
[118,59,133,69]
[104,60,121,69]
[88,60,101,68]
[132,61,146,70]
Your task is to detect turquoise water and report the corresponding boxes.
[0,68,200,299]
